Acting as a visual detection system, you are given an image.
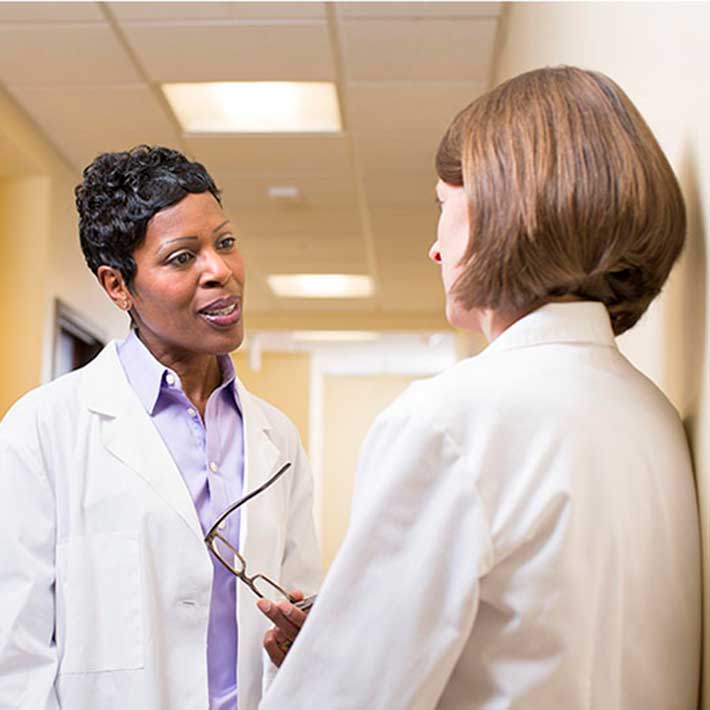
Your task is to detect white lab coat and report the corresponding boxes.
[261,302,701,710]
[0,342,321,710]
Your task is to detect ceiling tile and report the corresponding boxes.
[0,24,141,86]
[370,207,439,261]
[340,18,497,81]
[122,22,335,82]
[377,260,444,312]
[109,2,326,21]
[0,2,104,22]
[215,173,359,208]
[241,243,368,275]
[9,85,181,170]
[336,2,501,19]
[186,134,352,176]
[362,171,438,207]
[346,82,485,174]
[226,205,362,238]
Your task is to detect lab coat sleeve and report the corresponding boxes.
[0,394,60,710]
[260,392,495,710]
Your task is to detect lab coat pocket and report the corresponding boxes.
[56,531,144,673]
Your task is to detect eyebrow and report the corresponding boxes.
[157,221,232,253]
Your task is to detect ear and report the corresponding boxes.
[97,265,132,313]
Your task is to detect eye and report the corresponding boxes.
[217,235,236,251]
[434,197,444,212]
[167,251,194,267]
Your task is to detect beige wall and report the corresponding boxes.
[231,350,311,452]
[320,373,417,569]
[0,86,128,416]
[495,4,710,705]
[0,175,51,410]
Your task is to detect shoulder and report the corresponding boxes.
[0,346,120,444]
[375,353,504,433]
[1,369,83,435]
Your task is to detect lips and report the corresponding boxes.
[197,295,242,328]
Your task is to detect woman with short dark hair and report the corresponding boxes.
[0,145,320,710]
[259,67,701,710]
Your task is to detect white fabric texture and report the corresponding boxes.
[260,302,701,710]
[0,343,321,710]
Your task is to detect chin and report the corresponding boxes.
[197,326,244,357]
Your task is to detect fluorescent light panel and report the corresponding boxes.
[267,274,374,299]
[162,82,342,133]
[292,331,380,343]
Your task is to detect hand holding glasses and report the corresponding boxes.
[204,462,317,611]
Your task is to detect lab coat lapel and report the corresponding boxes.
[81,343,204,544]
[235,380,281,559]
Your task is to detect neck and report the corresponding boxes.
[135,330,222,414]
[478,306,536,343]
[477,296,584,343]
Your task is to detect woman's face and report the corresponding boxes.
[429,180,482,331]
[127,191,245,360]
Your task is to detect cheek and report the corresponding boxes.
[230,253,246,284]
[134,274,195,315]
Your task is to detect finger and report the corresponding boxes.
[272,627,290,647]
[288,589,304,602]
[257,599,306,634]
[277,599,308,629]
[263,628,286,667]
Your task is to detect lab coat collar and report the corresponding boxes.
[80,342,205,542]
[80,344,284,548]
[484,301,617,355]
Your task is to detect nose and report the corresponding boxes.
[428,240,442,264]
[200,247,233,286]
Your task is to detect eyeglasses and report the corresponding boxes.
[204,462,316,611]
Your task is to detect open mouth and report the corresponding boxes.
[201,302,238,317]
[198,297,241,328]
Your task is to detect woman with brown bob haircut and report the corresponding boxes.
[259,67,702,710]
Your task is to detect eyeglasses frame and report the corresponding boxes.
[204,462,303,606]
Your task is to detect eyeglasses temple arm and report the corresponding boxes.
[204,461,292,541]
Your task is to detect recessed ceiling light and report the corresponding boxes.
[162,81,342,133]
[267,186,301,201]
[292,331,380,343]
[267,274,374,298]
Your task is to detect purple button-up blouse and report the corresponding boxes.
[118,330,244,710]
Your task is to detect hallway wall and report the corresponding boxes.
[494,4,710,704]
[0,86,128,416]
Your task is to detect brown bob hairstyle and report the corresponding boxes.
[435,66,686,335]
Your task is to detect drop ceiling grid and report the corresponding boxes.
[216,173,360,208]
[108,2,328,22]
[185,134,353,176]
[9,85,183,169]
[344,81,487,177]
[337,18,498,83]
[335,3,502,19]
[0,23,142,86]
[0,1,501,319]
[0,2,105,22]
[119,22,337,83]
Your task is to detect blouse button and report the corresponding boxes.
[209,462,218,473]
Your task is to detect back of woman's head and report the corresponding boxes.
[436,66,686,335]
[75,145,221,289]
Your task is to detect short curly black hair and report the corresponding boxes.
[75,145,221,289]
